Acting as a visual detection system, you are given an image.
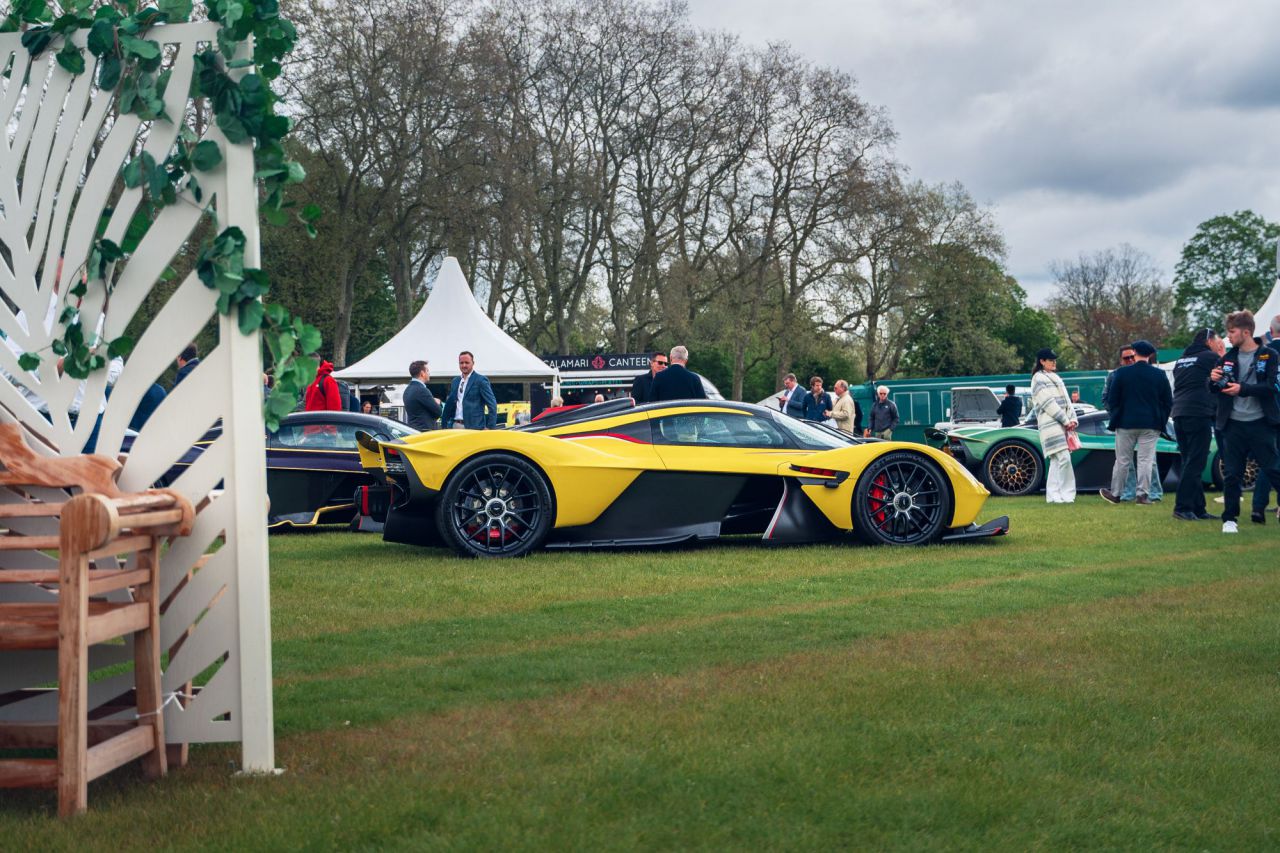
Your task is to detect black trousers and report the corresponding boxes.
[1222,419,1280,522]
[1250,427,1280,513]
[1173,415,1212,514]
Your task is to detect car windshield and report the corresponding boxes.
[770,412,850,450]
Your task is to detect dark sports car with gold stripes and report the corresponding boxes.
[157,411,418,529]
[356,399,1007,558]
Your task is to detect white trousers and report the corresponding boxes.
[1045,450,1076,503]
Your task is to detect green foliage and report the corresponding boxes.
[1174,210,1280,330]
[10,0,317,429]
[900,247,1032,378]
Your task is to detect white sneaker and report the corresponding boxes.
[1223,520,1238,534]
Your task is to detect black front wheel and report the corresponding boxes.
[436,453,553,558]
[852,451,953,546]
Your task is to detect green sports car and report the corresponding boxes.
[928,410,1252,497]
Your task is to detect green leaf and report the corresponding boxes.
[86,19,115,56]
[51,339,68,356]
[158,0,193,21]
[191,140,222,171]
[285,159,306,184]
[51,13,83,35]
[24,0,53,24]
[186,174,202,202]
[58,306,77,325]
[119,34,159,60]
[296,323,321,355]
[97,53,122,89]
[216,111,249,144]
[237,298,264,334]
[55,39,84,75]
[300,203,323,223]
[20,26,54,57]
[17,353,41,371]
[107,336,135,359]
[121,150,155,189]
[159,265,178,282]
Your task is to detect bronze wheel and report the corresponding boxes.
[982,440,1044,497]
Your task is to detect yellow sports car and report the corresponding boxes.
[355,399,1008,557]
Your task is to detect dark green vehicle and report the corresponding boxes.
[930,410,1251,497]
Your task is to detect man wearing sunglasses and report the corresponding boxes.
[1102,344,1137,409]
[630,351,668,404]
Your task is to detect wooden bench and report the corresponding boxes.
[0,424,194,817]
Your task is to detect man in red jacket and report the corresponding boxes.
[304,360,344,411]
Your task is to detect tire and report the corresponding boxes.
[981,440,1045,497]
[1211,451,1224,490]
[435,453,553,558]
[851,451,954,546]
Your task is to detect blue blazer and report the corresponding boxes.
[648,364,707,402]
[442,372,498,429]
[785,389,807,419]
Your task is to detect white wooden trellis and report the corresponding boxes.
[0,23,275,772]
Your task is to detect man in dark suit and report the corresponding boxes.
[648,345,708,402]
[403,359,441,431]
[998,384,1021,427]
[1100,340,1173,505]
[442,350,498,429]
[630,351,668,403]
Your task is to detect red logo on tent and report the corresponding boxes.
[591,355,606,369]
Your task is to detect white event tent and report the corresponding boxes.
[1254,243,1280,328]
[334,257,558,391]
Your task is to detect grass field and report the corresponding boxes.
[3,495,1278,850]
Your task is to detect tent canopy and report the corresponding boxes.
[334,257,557,385]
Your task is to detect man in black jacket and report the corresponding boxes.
[1101,340,1172,505]
[1170,329,1224,520]
[998,385,1021,427]
[403,359,442,431]
[1210,310,1280,532]
[630,352,667,403]
[649,345,708,402]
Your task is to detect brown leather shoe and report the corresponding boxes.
[1136,496,1152,505]
[1099,489,1120,504]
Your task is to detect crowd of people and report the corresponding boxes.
[288,310,1280,536]
[1031,310,1280,534]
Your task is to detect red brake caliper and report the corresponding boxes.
[870,473,889,525]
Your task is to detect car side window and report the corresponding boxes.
[651,412,786,448]
[1077,415,1107,436]
[268,424,306,447]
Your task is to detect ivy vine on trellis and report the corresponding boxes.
[3,0,322,430]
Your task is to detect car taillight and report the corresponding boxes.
[793,466,837,477]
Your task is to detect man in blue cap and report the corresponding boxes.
[1100,339,1172,505]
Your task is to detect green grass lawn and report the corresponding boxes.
[3,495,1278,850]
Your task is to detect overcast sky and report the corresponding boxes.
[685,0,1280,304]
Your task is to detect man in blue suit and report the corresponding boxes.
[442,350,498,429]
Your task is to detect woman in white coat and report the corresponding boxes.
[1030,347,1078,503]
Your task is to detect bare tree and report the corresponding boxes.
[1047,244,1177,369]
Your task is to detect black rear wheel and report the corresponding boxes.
[852,451,953,546]
[436,453,553,558]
